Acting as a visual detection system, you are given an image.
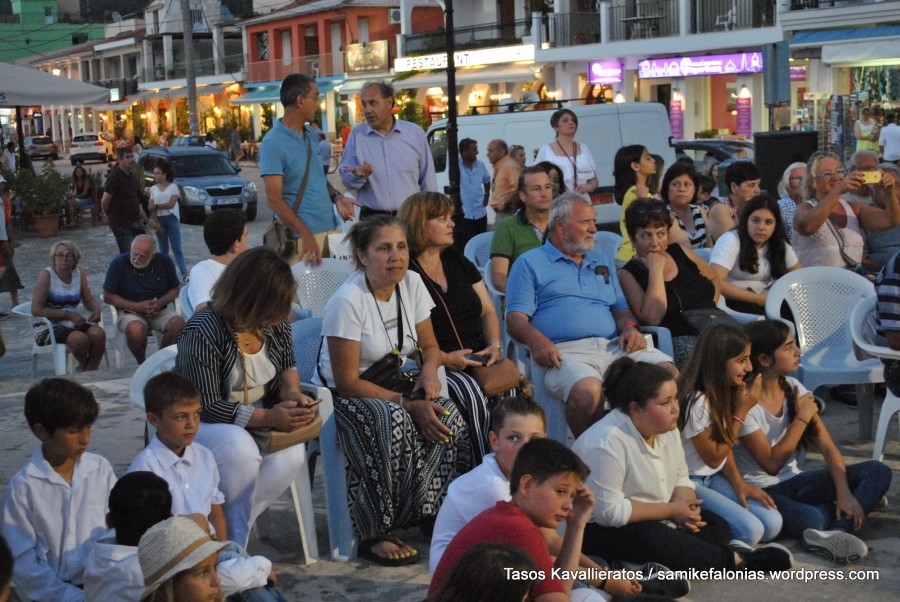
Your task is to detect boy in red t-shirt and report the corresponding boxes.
[428,438,594,602]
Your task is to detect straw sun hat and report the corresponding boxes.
[138,516,228,600]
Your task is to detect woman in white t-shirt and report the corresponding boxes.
[738,320,892,565]
[149,159,188,281]
[676,323,784,546]
[534,109,598,197]
[315,215,470,568]
[710,194,802,315]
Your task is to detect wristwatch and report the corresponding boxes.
[329,191,340,203]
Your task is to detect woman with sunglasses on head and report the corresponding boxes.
[618,199,720,367]
[315,215,471,568]
[794,152,900,269]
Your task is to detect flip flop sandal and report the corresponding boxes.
[358,534,419,567]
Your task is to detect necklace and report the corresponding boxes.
[415,256,444,290]
[556,139,579,186]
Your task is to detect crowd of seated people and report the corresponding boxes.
[2,145,898,602]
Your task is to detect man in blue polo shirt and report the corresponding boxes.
[507,193,676,438]
[453,137,491,252]
[103,235,184,364]
[260,73,358,265]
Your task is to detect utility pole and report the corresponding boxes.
[179,0,199,134]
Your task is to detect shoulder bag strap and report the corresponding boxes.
[290,132,314,216]
[413,258,465,351]
[821,212,861,270]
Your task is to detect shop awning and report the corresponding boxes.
[392,65,536,90]
[792,26,900,65]
[130,84,233,103]
[91,102,133,112]
[232,88,279,105]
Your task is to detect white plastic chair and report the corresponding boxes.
[292,258,356,317]
[292,317,356,561]
[179,286,194,320]
[528,327,673,443]
[12,302,75,377]
[850,297,900,460]
[765,267,882,438]
[129,344,178,445]
[693,246,712,263]
[594,231,623,259]
[463,231,493,272]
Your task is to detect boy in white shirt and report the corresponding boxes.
[83,471,173,601]
[128,372,284,600]
[2,378,117,602]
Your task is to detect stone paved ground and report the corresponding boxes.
[1,164,898,600]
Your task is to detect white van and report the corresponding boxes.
[426,102,676,227]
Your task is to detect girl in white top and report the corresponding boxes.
[534,109,598,197]
[574,358,791,572]
[676,323,783,545]
[710,194,802,315]
[148,159,188,280]
[738,320,892,565]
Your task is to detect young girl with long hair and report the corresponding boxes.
[738,320,892,564]
[149,159,188,281]
[575,357,791,572]
[710,194,802,315]
[676,323,784,547]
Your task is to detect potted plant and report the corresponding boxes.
[17,160,69,238]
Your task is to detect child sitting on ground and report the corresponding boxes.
[429,438,595,602]
[138,516,229,602]
[128,372,284,600]
[83,471,173,600]
[1,378,117,602]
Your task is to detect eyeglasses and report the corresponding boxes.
[816,170,845,181]
[54,253,74,259]
[631,201,668,215]
[788,176,804,182]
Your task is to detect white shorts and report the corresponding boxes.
[544,337,673,402]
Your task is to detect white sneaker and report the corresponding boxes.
[801,529,868,564]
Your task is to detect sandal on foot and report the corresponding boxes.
[358,534,419,567]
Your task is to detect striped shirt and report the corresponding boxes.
[875,250,900,343]
[669,204,708,249]
[175,307,296,426]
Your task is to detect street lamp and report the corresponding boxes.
[444,0,461,219]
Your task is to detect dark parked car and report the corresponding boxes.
[673,139,754,175]
[24,135,59,160]
[139,146,257,223]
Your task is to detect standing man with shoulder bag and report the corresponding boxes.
[260,73,359,265]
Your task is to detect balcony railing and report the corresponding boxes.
[609,0,679,41]
[789,0,873,8]
[143,53,245,82]
[691,0,776,32]
[404,18,532,54]
[547,13,601,47]
[246,52,345,84]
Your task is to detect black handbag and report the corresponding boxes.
[679,307,741,336]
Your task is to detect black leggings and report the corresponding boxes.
[582,508,735,571]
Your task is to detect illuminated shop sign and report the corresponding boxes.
[638,52,764,79]
[587,61,623,85]
[394,45,535,72]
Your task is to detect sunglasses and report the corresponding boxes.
[631,201,668,215]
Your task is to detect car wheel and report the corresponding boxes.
[245,204,257,221]
[52,153,59,160]
[71,158,77,166]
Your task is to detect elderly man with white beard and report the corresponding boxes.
[103,234,184,363]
